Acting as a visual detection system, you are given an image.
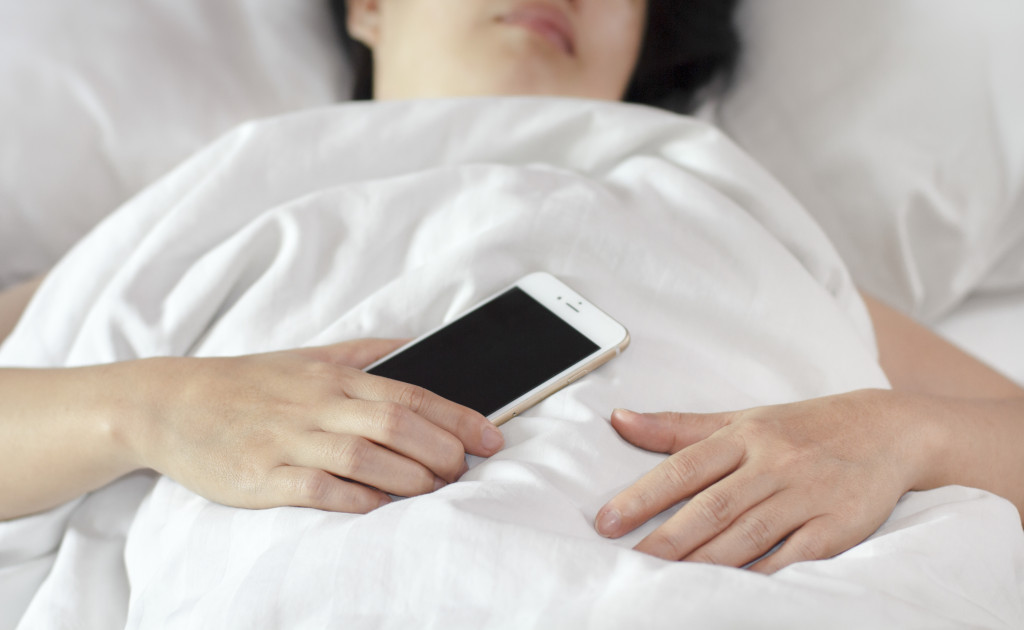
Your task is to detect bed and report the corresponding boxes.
[1,2,1022,629]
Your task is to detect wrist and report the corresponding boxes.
[895,390,957,492]
[95,356,188,475]
[80,360,150,476]
[0,361,174,518]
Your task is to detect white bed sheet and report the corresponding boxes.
[0,0,347,289]
[1,99,1022,629]
[712,0,1024,322]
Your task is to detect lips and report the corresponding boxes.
[498,3,575,56]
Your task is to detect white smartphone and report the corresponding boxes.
[366,272,630,426]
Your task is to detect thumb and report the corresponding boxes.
[610,409,730,454]
[301,338,410,369]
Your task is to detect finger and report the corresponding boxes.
[631,471,779,561]
[610,409,732,454]
[294,433,443,498]
[748,515,867,574]
[265,466,391,513]
[300,338,410,369]
[343,373,504,457]
[595,434,744,539]
[679,491,810,567]
[324,399,467,482]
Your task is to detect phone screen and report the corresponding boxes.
[368,287,599,417]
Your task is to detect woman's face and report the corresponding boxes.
[347,0,647,101]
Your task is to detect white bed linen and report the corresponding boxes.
[0,0,347,289]
[1,99,1022,629]
[713,0,1024,322]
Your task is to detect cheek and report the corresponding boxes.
[378,2,474,63]
[582,5,645,90]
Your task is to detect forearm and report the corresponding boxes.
[862,292,1024,520]
[0,341,501,520]
[0,362,144,520]
[914,394,1024,521]
[864,291,1023,399]
[0,275,45,345]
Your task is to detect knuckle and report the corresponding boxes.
[786,534,826,563]
[692,488,734,529]
[738,415,772,441]
[455,410,487,446]
[738,513,776,552]
[304,360,341,387]
[631,486,662,514]
[397,463,436,497]
[659,411,689,426]
[650,531,690,561]
[845,498,881,526]
[662,454,701,490]
[438,433,466,476]
[414,469,437,495]
[395,384,429,413]
[373,402,408,441]
[689,548,722,565]
[336,436,371,475]
[294,471,334,506]
[242,463,271,494]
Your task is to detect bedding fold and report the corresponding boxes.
[1,98,1020,629]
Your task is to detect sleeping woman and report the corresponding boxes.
[0,0,1022,577]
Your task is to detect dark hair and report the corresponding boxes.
[328,0,740,113]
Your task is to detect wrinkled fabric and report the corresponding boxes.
[714,0,1024,322]
[2,99,1021,629]
[0,0,347,289]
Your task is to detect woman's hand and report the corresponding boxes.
[594,389,940,573]
[125,339,504,513]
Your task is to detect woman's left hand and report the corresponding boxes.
[594,389,939,573]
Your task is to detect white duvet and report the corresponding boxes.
[2,98,1022,629]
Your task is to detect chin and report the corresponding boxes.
[451,39,584,98]
[456,69,585,100]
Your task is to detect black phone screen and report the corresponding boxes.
[367,287,599,417]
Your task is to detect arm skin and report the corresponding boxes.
[865,294,1024,501]
[0,279,504,521]
[0,275,44,344]
[596,292,1024,573]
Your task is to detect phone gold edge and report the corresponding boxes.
[490,331,631,427]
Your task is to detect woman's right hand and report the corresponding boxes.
[123,339,504,513]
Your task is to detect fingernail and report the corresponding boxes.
[596,508,621,537]
[612,408,642,422]
[457,461,470,478]
[377,495,392,509]
[482,426,504,452]
[433,476,447,491]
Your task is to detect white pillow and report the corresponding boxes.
[0,0,349,289]
[714,0,1024,321]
